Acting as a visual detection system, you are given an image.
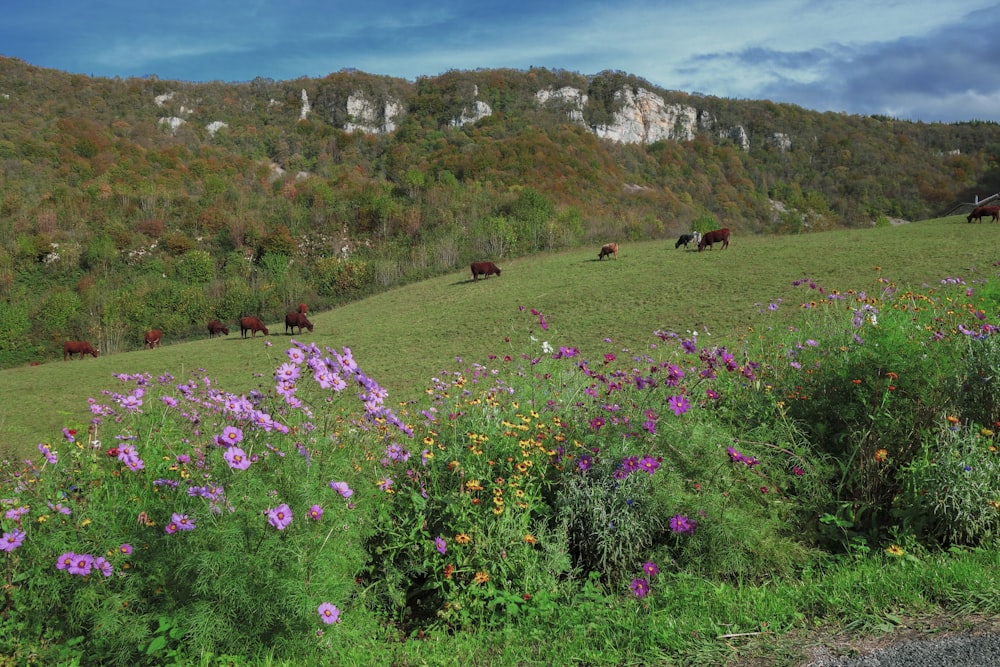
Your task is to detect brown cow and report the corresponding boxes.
[598,242,619,260]
[471,261,502,281]
[63,340,99,361]
[698,228,730,251]
[967,205,1000,223]
[285,311,314,335]
[239,316,269,338]
[207,320,229,337]
[144,329,162,349]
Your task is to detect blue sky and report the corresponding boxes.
[4,0,1000,123]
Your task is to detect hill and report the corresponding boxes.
[3,214,998,458]
[2,57,1000,369]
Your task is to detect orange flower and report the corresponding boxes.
[946,415,960,425]
[454,533,471,544]
[523,534,537,544]
[874,449,889,462]
[443,564,454,579]
[473,571,490,585]
[852,379,862,385]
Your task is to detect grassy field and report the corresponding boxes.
[2,214,996,459]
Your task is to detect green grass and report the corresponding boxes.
[3,214,997,459]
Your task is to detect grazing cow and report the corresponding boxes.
[698,228,731,251]
[63,340,99,361]
[297,303,308,314]
[285,311,314,335]
[207,320,229,337]
[471,261,502,281]
[598,242,619,260]
[675,232,701,249]
[144,329,162,349]
[967,205,1000,223]
[239,316,269,338]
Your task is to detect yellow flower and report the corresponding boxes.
[80,518,92,528]
[874,449,889,463]
[473,571,490,585]
[37,514,49,523]
[454,533,472,545]
[523,534,537,544]
[885,544,905,557]
[981,429,994,437]
[465,480,484,492]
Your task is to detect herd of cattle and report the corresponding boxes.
[61,229,737,361]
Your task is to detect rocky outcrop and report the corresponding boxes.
[536,87,588,124]
[344,93,404,134]
[592,88,711,144]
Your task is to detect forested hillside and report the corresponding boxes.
[2,57,999,366]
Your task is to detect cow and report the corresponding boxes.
[471,261,502,281]
[285,311,314,335]
[239,316,269,338]
[598,242,619,260]
[698,228,731,251]
[207,320,229,338]
[675,232,701,249]
[63,340,99,361]
[144,329,162,349]
[297,303,308,314]
[967,205,1000,223]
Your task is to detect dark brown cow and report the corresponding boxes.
[698,228,730,251]
[471,261,502,281]
[967,205,1000,223]
[239,316,269,338]
[207,320,229,337]
[285,311,314,335]
[144,329,162,349]
[297,303,308,314]
[598,242,619,260]
[63,340,99,361]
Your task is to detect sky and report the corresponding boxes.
[4,0,1000,124]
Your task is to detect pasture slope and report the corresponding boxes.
[2,215,997,459]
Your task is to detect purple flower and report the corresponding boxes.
[57,552,75,570]
[330,481,353,498]
[0,529,25,552]
[94,556,113,577]
[68,553,94,576]
[669,514,697,535]
[668,394,690,416]
[309,505,323,521]
[223,446,251,470]
[267,503,293,530]
[38,443,58,465]
[166,513,195,533]
[434,536,447,555]
[578,454,593,472]
[642,561,660,577]
[218,426,243,447]
[639,455,661,474]
[630,578,650,598]
[318,602,341,624]
[119,543,133,555]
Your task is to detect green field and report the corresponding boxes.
[2,215,996,459]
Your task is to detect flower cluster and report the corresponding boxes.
[56,551,113,577]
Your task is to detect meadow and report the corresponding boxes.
[2,215,1000,666]
[1,216,996,457]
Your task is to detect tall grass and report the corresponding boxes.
[2,216,1000,665]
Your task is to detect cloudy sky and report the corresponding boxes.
[3,0,999,123]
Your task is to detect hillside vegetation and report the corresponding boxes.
[3,214,996,459]
[2,58,1000,369]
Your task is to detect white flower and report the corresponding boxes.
[542,341,553,354]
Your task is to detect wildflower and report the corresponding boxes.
[318,602,341,624]
[874,449,889,463]
[524,534,537,544]
[454,533,472,545]
[309,505,323,521]
[434,536,447,555]
[219,426,243,445]
[377,478,394,492]
[473,571,490,585]
[642,561,660,577]
[792,466,805,476]
[630,578,650,598]
[119,543,133,555]
[57,552,75,570]
[62,428,77,443]
[946,415,960,425]
[444,563,454,579]
[639,455,661,474]
[68,554,94,576]
[94,556,113,577]
[267,504,293,530]
[223,446,251,470]
[0,529,25,552]
[885,545,905,557]
[668,394,690,416]
[669,514,697,535]
[329,481,354,498]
